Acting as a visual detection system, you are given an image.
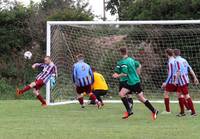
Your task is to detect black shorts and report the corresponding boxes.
[93,90,108,96]
[119,81,132,94]
[124,83,143,94]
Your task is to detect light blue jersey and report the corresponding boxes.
[72,60,94,87]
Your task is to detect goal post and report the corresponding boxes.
[46,20,200,106]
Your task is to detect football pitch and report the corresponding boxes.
[0,100,200,139]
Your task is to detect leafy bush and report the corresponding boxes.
[0,79,15,99]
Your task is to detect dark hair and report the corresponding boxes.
[91,67,96,72]
[119,47,128,55]
[165,48,173,56]
[174,49,181,56]
[76,53,84,60]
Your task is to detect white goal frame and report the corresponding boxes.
[46,20,200,106]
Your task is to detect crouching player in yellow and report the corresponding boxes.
[89,68,109,106]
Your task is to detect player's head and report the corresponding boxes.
[165,48,174,58]
[76,53,84,61]
[119,47,128,57]
[92,67,96,72]
[174,49,181,57]
[44,56,51,64]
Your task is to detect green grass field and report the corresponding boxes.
[0,100,200,139]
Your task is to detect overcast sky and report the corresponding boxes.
[14,0,118,21]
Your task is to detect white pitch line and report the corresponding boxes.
[48,100,200,106]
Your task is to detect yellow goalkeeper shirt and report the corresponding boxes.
[92,72,108,91]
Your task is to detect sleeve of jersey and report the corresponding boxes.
[35,63,45,68]
[135,60,140,69]
[114,64,120,74]
[165,63,173,84]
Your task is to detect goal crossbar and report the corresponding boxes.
[47,20,200,25]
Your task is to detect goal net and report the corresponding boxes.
[46,21,200,105]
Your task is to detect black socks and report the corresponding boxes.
[121,97,131,113]
[144,100,156,113]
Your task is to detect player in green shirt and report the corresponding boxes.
[114,59,141,110]
[113,47,158,120]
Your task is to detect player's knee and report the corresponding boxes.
[33,90,39,96]
[119,91,125,98]
[176,92,182,98]
[137,92,146,103]
[88,92,93,97]
[29,82,36,88]
[127,94,132,98]
[184,94,190,99]
[77,94,83,99]
[164,92,169,98]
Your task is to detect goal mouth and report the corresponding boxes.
[46,20,200,106]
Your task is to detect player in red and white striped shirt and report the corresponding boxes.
[162,49,177,114]
[16,56,57,107]
[162,49,192,114]
[174,49,199,116]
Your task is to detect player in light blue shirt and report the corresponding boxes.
[72,58,94,87]
[72,54,100,108]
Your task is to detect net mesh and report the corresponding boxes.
[49,23,200,103]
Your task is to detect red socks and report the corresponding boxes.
[20,85,31,94]
[78,97,84,105]
[187,98,196,114]
[164,98,170,112]
[78,93,98,106]
[37,94,46,105]
[89,93,98,104]
[183,98,190,110]
[178,98,185,114]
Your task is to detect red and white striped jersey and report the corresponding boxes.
[175,56,191,86]
[35,62,57,84]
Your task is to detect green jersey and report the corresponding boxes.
[115,57,140,85]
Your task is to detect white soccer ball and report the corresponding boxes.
[24,51,32,59]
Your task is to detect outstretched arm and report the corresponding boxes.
[112,73,127,78]
[32,63,44,69]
